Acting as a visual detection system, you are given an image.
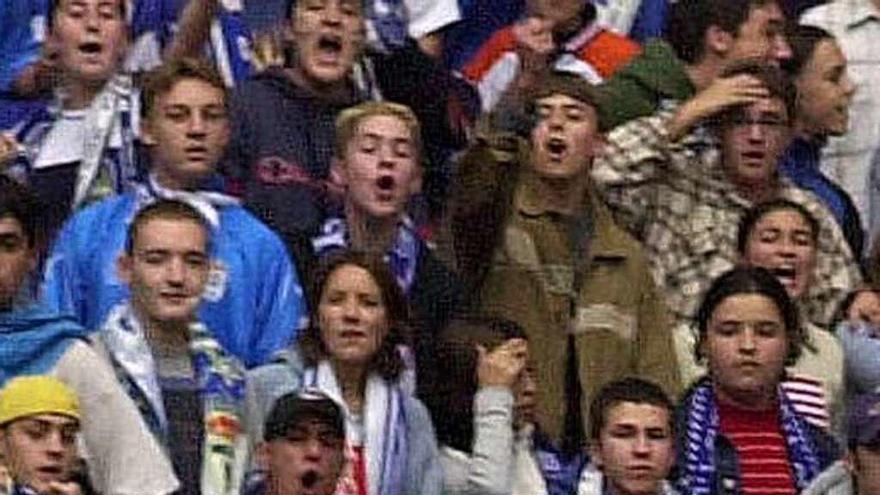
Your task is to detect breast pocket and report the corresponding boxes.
[571,303,636,342]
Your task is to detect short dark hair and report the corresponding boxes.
[782,24,835,77]
[666,0,780,64]
[48,0,128,31]
[298,251,410,381]
[0,176,44,249]
[717,59,797,125]
[424,313,528,453]
[141,57,228,120]
[694,266,803,366]
[125,200,212,255]
[527,71,600,115]
[588,377,674,441]
[736,198,820,255]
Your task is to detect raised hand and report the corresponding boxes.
[477,338,528,389]
[669,74,771,140]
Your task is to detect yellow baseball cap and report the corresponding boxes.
[0,376,80,426]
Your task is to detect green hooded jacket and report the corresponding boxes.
[597,40,695,131]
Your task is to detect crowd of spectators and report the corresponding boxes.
[2,0,880,494]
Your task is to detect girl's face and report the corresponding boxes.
[702,293,789,409]
[743,208,816,299]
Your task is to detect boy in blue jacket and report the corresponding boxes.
[42,57,305,367]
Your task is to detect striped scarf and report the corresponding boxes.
[312,216,419,294]
[303,362,408,495]
[100,303,247,495]
[10,74,139,210]
[677,379,822,495]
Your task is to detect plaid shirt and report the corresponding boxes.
[591,109,862,328]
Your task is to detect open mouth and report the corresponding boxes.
[36,465,64,477]
[771,265,797,286]
[316,34,343,60]
[376,175,395,191]
[302,470,319,488]
[78,42,103,55]
[546,137,568,160]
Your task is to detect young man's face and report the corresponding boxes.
[334,114,422,219]
[260,420,345,495]
[0,414,79,494]
[728,2,791,66]
[49,0,128,84]
[721,97,790,190]
[855,446,880,495]
[529,93,600,180]
[591,401,674,495]
[118,217,210,327]
[703,293,789,408]
[743,208,816,299]
[290,0,365,86]
[0,217,35,311]
[795,39,856,138]
[142,78,230,190]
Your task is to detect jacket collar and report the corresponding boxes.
[514,174,630,260]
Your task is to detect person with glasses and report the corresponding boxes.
[591,59,860,331]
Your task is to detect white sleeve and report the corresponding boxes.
[403,0,462,39]
[53,341,180,495]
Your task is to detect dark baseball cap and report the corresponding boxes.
[849,390,880,449]
[264,389,346,442]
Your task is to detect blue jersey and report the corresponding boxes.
[42,191,305,367]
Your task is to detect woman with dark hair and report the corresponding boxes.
[779,24,862,258]
[674,266,851,495]
[675,199,847,434]
[245,251,442,495]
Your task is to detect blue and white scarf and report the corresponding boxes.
[11,73,139,210]
[100,303,248,495]
[303,362,408,495]
[678,379,822,495]
[133,173,240,229]
[312,216,420,294]
[367,0,408,53]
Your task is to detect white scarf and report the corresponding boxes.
[512,425,548,495]
[136,174,240,228]
[73,73,137,209]
[303,361,407,495]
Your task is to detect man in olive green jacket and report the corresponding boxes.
[596,0,791,130]
[449,72,681,453]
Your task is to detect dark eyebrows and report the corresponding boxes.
[759,109,784,120]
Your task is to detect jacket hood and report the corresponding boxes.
[612,40,694,100]
[0,303,88,385]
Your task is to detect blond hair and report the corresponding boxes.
[334,101,422,161]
